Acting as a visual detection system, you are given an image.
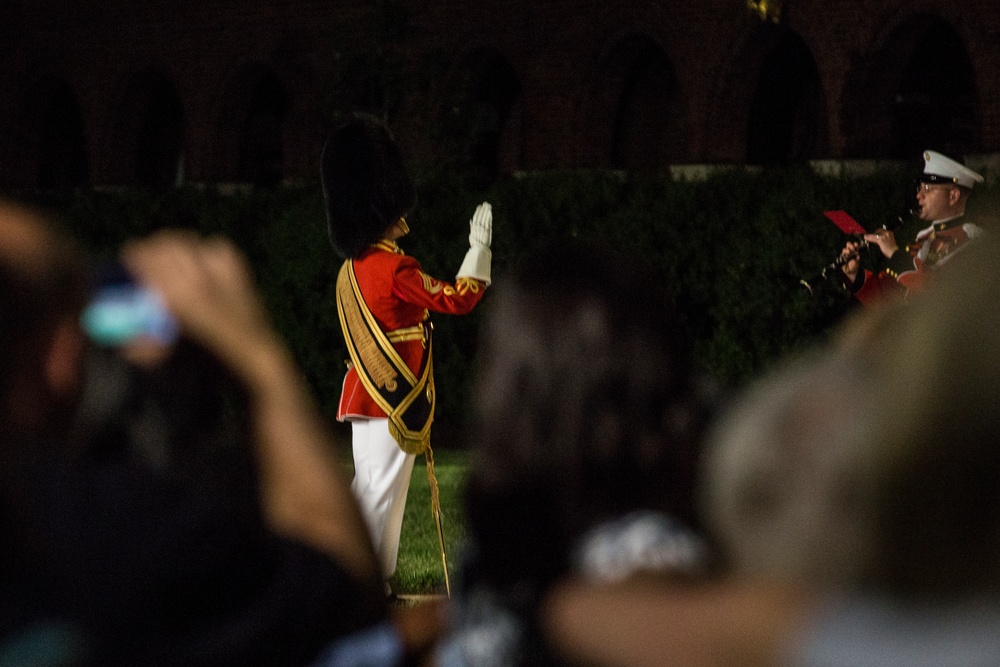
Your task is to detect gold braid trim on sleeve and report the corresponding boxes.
[455,277,482,294]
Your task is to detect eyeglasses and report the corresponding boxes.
[918,183,955,193]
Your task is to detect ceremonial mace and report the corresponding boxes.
[424,447,451,597]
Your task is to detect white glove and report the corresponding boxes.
[456,202,493,285]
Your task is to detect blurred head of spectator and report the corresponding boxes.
[0,201,90,461]
[706,231,1000,600]
[439,239,714,666]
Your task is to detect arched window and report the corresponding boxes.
[31,77,89,189]
[843,16,978,158]
[216,64,289,186]
[583,35,684,171]
[746,28,825,165]
[114,70,184,188]
[892,20,977,158]
[708,24,826,164]
[446,49,522,183]
[468,54,522,180]
[611,40,683,171]
[237,71,289,187]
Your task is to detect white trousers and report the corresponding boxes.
[350,418,415,578]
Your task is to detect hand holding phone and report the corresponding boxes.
[81,263,179,347]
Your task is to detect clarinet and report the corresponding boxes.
[799,208,916,295]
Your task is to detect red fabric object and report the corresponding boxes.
[854,269,905,305]
[823,210,868,236]
[855,223,975,305]
[337,240,486,420]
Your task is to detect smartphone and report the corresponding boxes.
[81,263,178,346]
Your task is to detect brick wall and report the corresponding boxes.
[1,0,997,188]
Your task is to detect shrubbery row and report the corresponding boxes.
[27,164,934,438]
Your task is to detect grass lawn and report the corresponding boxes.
[391,448,470,595]
[340,446,470,596]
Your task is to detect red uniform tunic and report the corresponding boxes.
[853,218,980,305]
[337,239,486,420]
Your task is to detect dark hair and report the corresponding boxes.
[463,238,707,592]
[0,204,90,480]
[320,113,416,259]
[867,236,1000,597]
[0,204,89,414]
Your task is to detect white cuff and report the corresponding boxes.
[456,246,492,286]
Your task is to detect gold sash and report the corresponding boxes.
[336,259,434,454]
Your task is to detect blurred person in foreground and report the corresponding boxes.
[435,239,714,667]
[841,149,984,304]
[542,233,1000,665]
[0,201,386,666]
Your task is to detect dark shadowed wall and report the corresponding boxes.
[1,0,998,189]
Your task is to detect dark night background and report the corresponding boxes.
[1,0,998,189]
[1,0,998,436]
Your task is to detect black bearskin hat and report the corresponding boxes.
[321,114,416,259]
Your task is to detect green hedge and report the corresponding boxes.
[22,165,935,439]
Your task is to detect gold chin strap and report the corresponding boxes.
[397,217,410,236]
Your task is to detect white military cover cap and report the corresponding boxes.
[921,150,984,189]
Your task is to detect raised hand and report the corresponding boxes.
[468,202,492,248]
[456,202,494,285]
